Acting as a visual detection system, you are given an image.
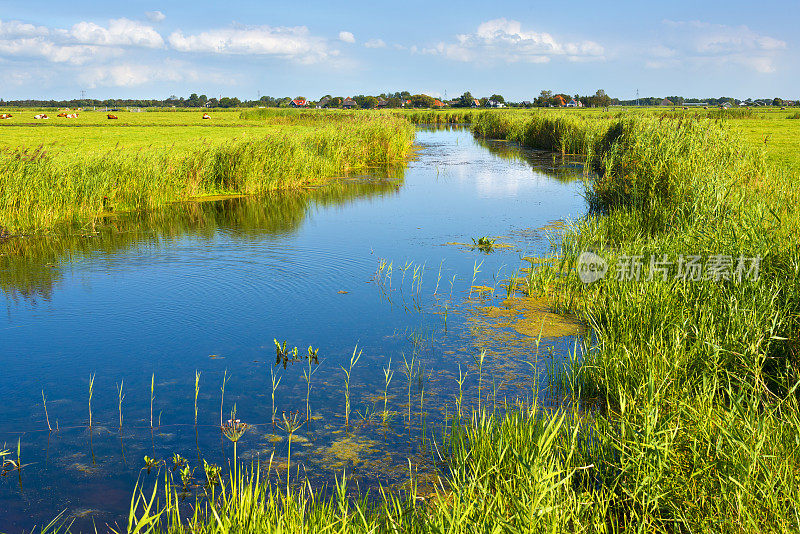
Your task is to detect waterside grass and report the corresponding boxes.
[0,112,414,234]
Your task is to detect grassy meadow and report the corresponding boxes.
[0,108,414,233]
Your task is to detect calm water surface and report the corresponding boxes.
[0,127,587,532]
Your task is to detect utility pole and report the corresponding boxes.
[636,88,640,107]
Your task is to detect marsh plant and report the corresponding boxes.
[221,406,251,476]
[193,370,201,426]
[87,373,95,429]
[341,346,362,427]
[116,380,125,430]
[401,354,417,424]
[278,412,304,495]
[269,367,282,425]
[382,358,394,423]
[41,390,52,432]
[302,348,320,421]
[471,236,497,253]
[149,373,155,428]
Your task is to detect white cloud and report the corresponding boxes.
[420,19,604,64]
[0,18,162,65]
[338,31,355,43]
[650,21,787,73]
[146,11,166,23]
[364,38,386,49]
[169,25,336,63]
[0,19,49,37]
[70,18,164,47]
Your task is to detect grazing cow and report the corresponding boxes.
[202,113,211,119]
[0,113,12,119]
[67,113,78,118]
[57,112,68,117]
[33,114,49,119]
[107,114,118,119]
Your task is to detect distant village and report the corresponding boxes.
[2,90,796,109]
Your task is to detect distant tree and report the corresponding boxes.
[411,94,436,108]
[773,97,784,106]
[489,94,505,103]
[479,97,489,107]
[456,92,474,108]
[386,97,401,108]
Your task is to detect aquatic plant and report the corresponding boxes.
[116,380,125,430]
[149,373,155,429]
[87,373,95,429]
[382,358,394,423]
[470,236,497,253]
[41,390,52,432]
[219,369,229,428]
[277,412,304,496]
[301,349,319,421]
[401,353,417,424]
[143,455,160,474]
[193,371,201,426]
[221,406,251,476]
[341,346,362,427]
[269,367,282,426]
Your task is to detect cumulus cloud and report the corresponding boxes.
[69,18,164,47]
[420,18,604,64]
[364,38,386,49]
[0,18,162,65]
[338,31,355,43]
[169,25,337,63]
[649,20,786,73]
[146,11,166,23]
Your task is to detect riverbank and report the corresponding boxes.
[0,111,414,234]
[113,112,800,533]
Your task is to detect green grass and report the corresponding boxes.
[0,110,414,233]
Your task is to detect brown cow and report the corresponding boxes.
[202,113,211,119]
[0,113,12,119]
[34,114,49,119]
[107,114,118,119]
[57,112,68,117]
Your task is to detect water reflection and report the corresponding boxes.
[1,171,403,303]
[0,127,588,532]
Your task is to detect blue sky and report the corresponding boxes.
[1,0,797,101]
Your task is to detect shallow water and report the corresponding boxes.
[0,126,587,532]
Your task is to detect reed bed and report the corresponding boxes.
[0,114,413,233]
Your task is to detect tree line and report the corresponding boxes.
[1,90,796,109]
